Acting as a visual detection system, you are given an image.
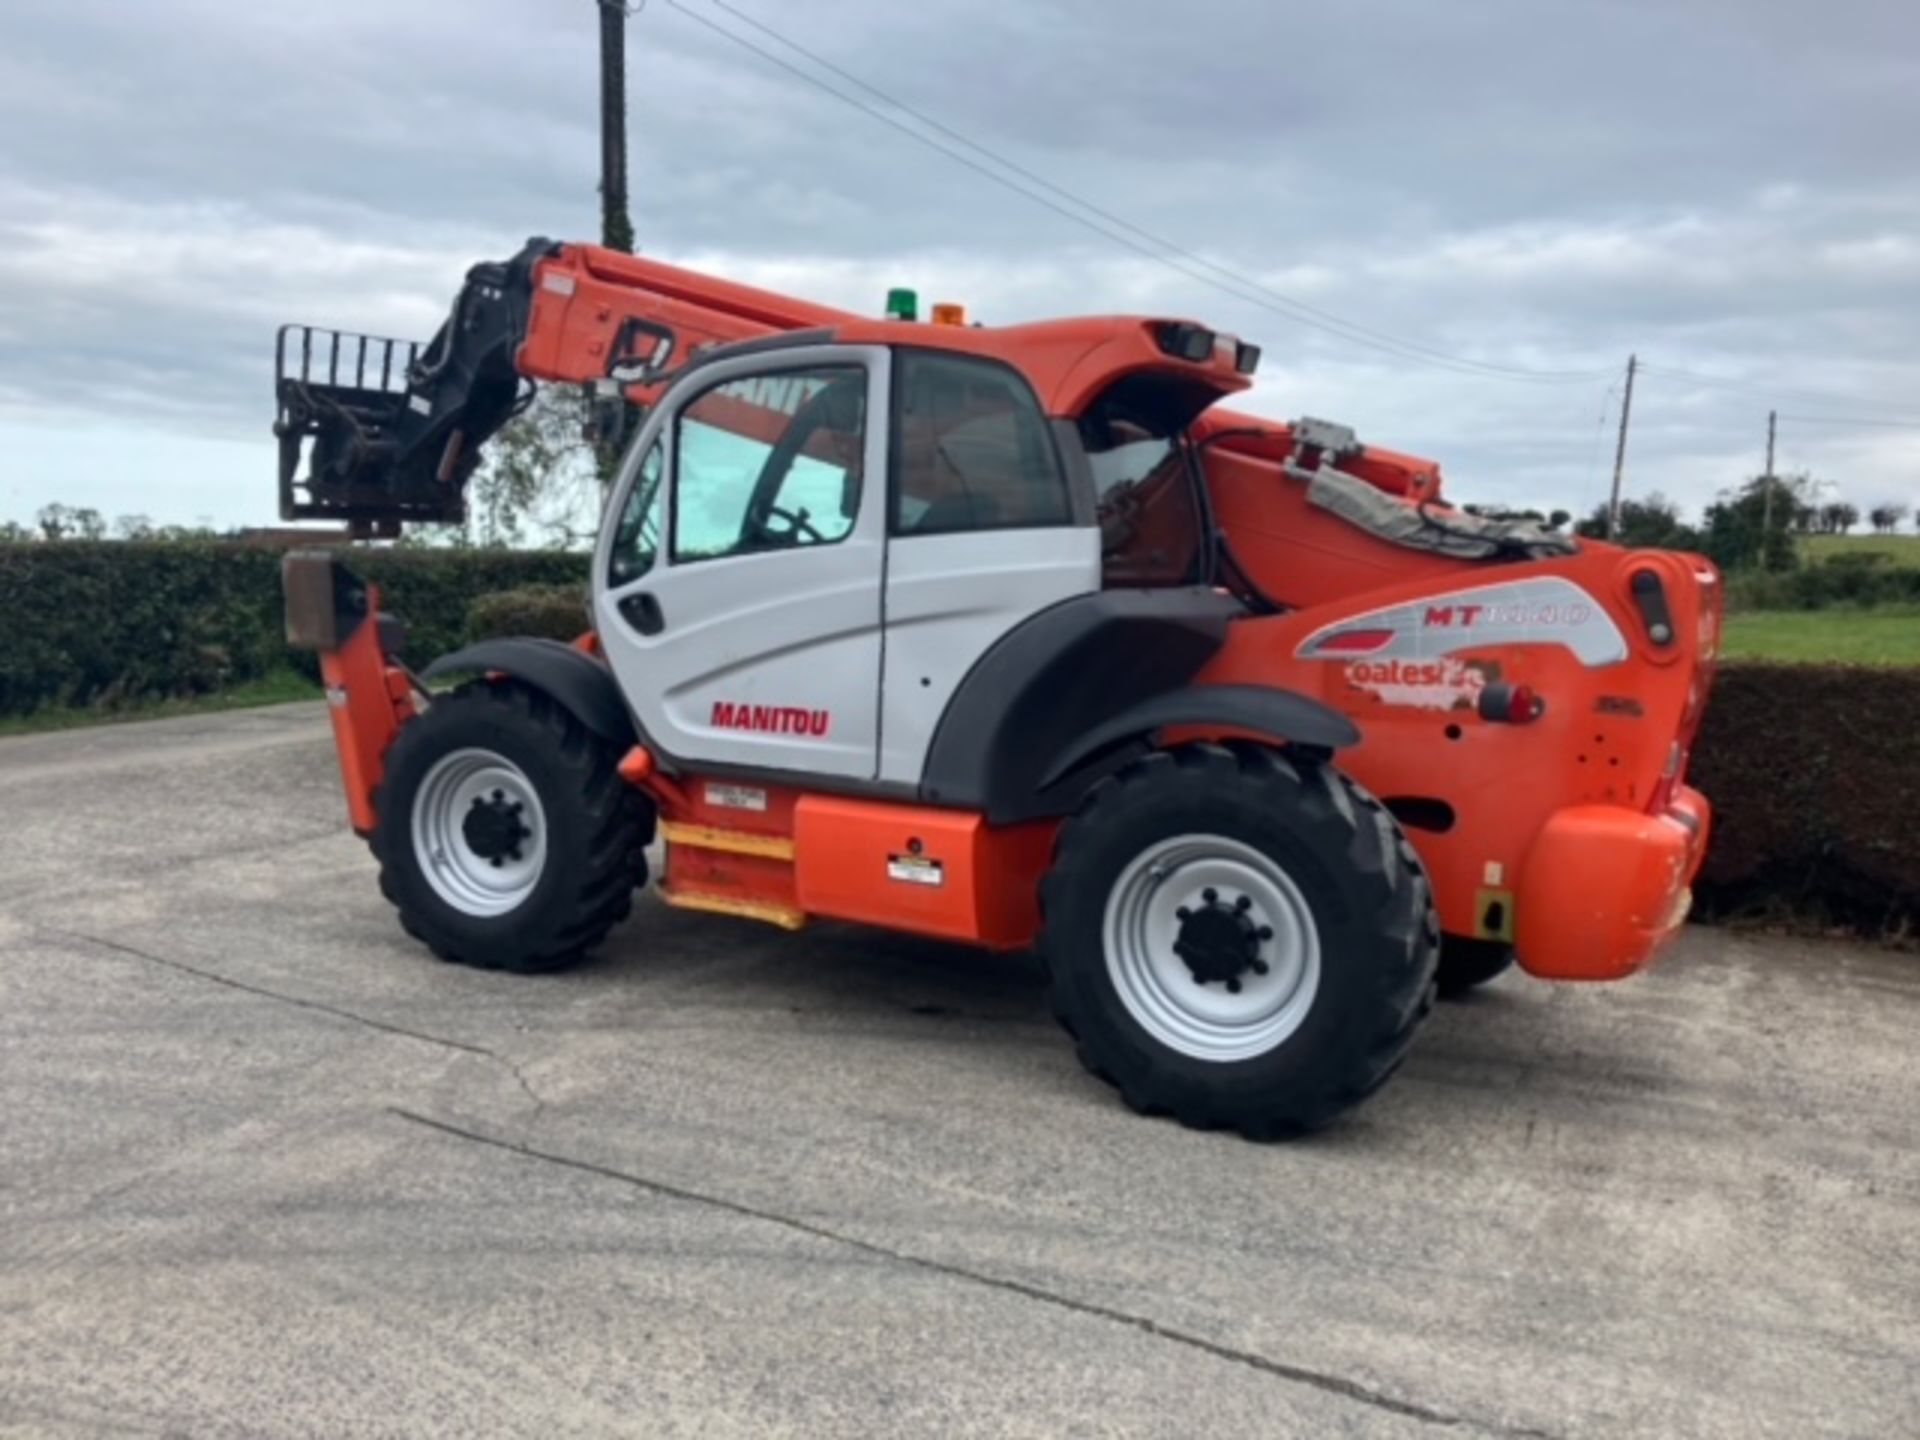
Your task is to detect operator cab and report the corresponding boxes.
[591,330,1245,790]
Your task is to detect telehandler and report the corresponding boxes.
[278,239,1716,1135]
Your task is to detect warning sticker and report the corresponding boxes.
[887,854,945,887]
[704,783,768,813]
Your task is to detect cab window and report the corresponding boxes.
[671,365,866,562]
[891,351,1071,535]
[1081,391,1207,587]
[607,437,664,584]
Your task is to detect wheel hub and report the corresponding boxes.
[462,790,530,866]
[410,748,549,918]
[1102,835,1323,1064]
[1172,889,1273,992]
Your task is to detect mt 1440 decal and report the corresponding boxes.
[1296,576,1628,669]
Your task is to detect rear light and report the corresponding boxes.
[1629,567,1675,647]
[1478,682,1545,724]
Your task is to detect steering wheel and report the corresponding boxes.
[752,503,824,547]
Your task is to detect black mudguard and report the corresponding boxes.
[1037,682,1358,796]
[423,638,636,745]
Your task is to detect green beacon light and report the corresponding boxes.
[885,287,918,322]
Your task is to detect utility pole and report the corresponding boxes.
[1761,409,1777,546]
[1606,353,1637,539]
[598,0,635,253]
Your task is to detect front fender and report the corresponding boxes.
[423,637,636,745]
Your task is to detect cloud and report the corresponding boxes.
[2,0,1918,528]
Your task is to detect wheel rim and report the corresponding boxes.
[410,748,549,918]
[1102,834,1322,1063]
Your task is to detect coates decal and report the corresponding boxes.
[1345,657,1486,711]
[1294,577,1628,668]
[710,701,830,737]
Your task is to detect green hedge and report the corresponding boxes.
[0,542,587,716]
[3,542,1915,933]
[1725,555,1920,611]
[1690,663,1920,933]
[467,583,592,643]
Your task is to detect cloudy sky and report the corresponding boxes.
[2,0,1917,533]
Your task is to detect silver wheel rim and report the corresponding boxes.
[1102,834,1322,1063]
[410,748,548,918]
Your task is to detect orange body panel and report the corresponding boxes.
[793,797,1057,948]
[317,586,415,835]
[1514,785,1710,980]
[1198,543,1719,977]
[520,244,1250,419]
[617,770,1056,949]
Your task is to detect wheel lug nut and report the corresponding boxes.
[1202,888,1218,904]
[1251,960,1270,976]
[489,856,504,868]
[1257,925,1274,941]
[492,789,504,802]
[1226,979,1242,994]
[1176,906,1191,920]
[1235,895,1252,912]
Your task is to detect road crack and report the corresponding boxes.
[42,928,545,1112]
[390,1107,1559,1439]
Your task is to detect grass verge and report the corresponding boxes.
[1719,606,1920,665]
[0,669,322,737]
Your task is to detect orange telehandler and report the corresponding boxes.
[278,238,1717,1136]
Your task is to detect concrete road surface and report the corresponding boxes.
[1,703,1914,1439]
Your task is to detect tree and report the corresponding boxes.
[1573,492,1700,549]
[36,504,107,540]
[1816,501,1860,535]
[1868,503,1909,534]
[412,386,604,549]
[1699,473,1809,571]
[113,513,155,540]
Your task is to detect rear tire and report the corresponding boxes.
[1436,936,1514,998]
[372,682,653,973]
[1039,742,1438,1139]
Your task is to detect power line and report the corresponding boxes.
[703,0,1615,384]
[1637,361,1920,418]
[663,0,1615,385]
[1775,412,1920,430]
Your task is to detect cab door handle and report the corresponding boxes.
[620,592,665,636]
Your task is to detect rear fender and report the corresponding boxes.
[1038,682,1359,808]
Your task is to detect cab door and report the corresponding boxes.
[593,345,889,780]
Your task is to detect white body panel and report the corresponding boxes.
[594,340,1103,788]
[594,346,891,780]
[877,528,1100,784]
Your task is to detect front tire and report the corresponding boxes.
[373,682,653,972]
[1039,743,1438,1138]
